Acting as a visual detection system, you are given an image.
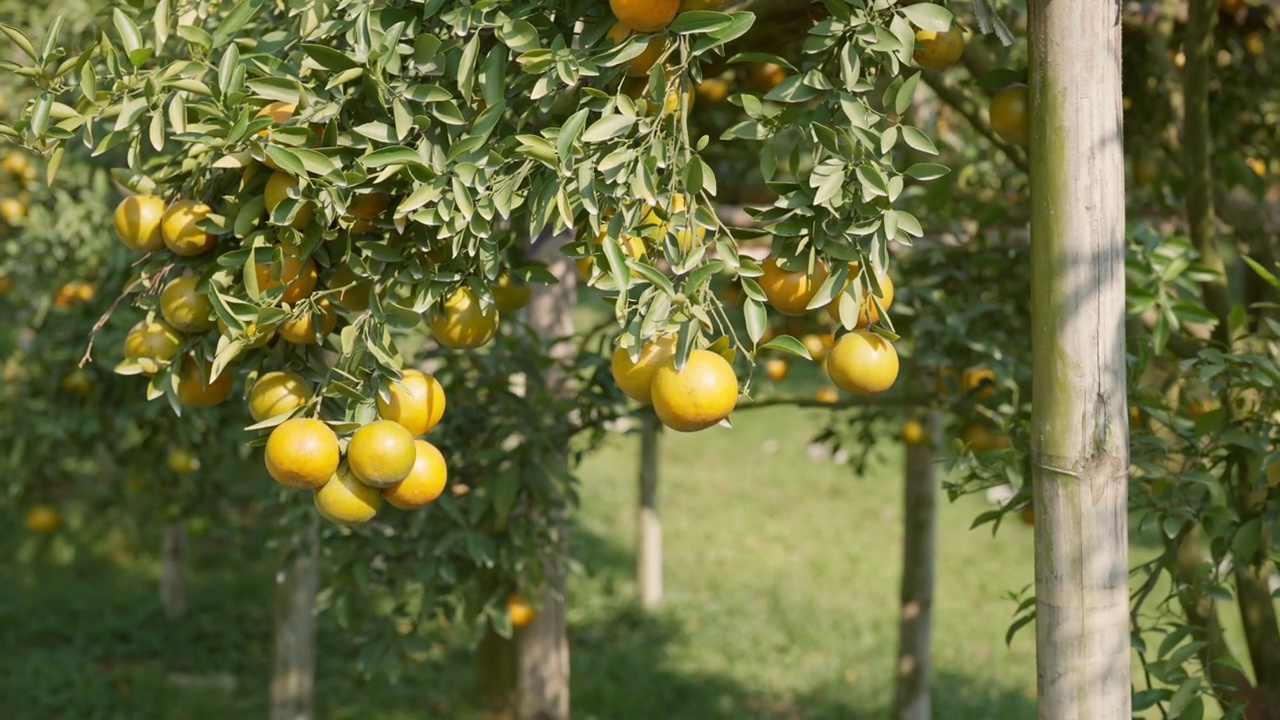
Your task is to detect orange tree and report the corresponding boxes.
[0,0,963,668]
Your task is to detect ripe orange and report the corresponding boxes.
[264,171,314,229]
[611,0,679,32]
[913,26,964,71]
[377,369,447,436]
[577,231,648,281]
[826,265,894,328]
[901,418,928,445]
[962,423,1011,453]
[643,194,704,251]
[349,192,391,231]
[1019,506,1034,526]
[608,21,665,78]
[745,62,787,92]
[508,594,537,628]
[265,418,340,489]
[696,76,731,104]
[382,439,448,510]
[25,505,61,533]
[611,334,678,404]
[256,101,296,136]
[254,246,318,305]
[53,281,95,308]
[814,386,839,404]
[347,420,418,488]
[650,349,738,432]
[161,199,216,256]
[0,275,11,296]
[962,366,997,399]
[760,255,829,317]
[314,469,382,524]
[160,276,216,333]
[277,298,337,345]
[114,195,167,253]
[248,370,313,422]
[826,330,899,395]
[764,357,788,381]
[492,274,532,313]
[2,152,29,177]
[177,357,233,408]
[124,319,183,374]
[428,287,499,349]
[989,84,1029,148]
[0,197,26,224]
[167,448,200,474]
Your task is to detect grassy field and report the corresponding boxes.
[1,401,1044,719]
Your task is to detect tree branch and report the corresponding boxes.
[919,71,1029,174]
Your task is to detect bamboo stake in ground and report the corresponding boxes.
[637,412,663,609]
[892,410,939,720]
[270,523,319,720]
[1027,0,1131,716]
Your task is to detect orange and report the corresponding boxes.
[577,231,648,281]
[0,197,26,224]
[265,418,340,489]
[314,469,381,524]
[760,255,829,317]
[177,357,233,408]
[826,265,894,328]
[643,194,704,251]
[962,423,1011,453]
[428,287,499,349]
[167,448,200,474]
[349,192,391,231]
[1019,506,1034,526]
[248,370,313,422]
[25,505,61,533]
[989,84,1029,148]
[826,330,899,394]
[161,199,216,256]
[901,418,928,445]
[492,274,532,313]
[745,62,787,92]
[764,357,788,381]
[611,334,678,404]
[376,369,447,436]
[331,264,373,312]
[696,76,731,104]
[650,349,739,432]
[53,281,95,308]
[382,439,448,509]
[256,101,296,136]
[160,276,216,333]
[610,0,679,32]
[347,420,418,488]
[114,195,167,252]
[814,386,839,404]
[264,171,314,229]
[962,366,996,399]
[801,333,828,362]
[124,319,183,374]
[0,275,11,296]
[913,26,964,71]
[254,245,318,304]
[60,368,94,397]
[2,152,29,177]
[608,22,666,78]
[277,298,337,345]
[1133,158,1159,187]
[508,594,537,628]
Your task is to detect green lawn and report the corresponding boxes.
[1,403,1042,719]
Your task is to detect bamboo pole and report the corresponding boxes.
[1027,0,1131,716]
[636,412,663,609]
[269,523,319,720]
[891,410,939,720]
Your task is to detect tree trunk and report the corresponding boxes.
[1027,1,1131,717]
[636,411,663,610]
[891,410,939,720]
[160,521,186,620]
[270,523,319,720]
[517,235,575,720]
[477,624,518,717]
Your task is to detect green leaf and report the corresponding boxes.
[582,114,636,143]
[0,24,38,62]
[363,146,427,169]
[111,9,143,58]
[302,43,359,72]
[761,335,812,360]
[744,298,767,344]
[900,3,954,31]
[905,163,949,181]
[1242,255,1280,292]
[211,0,263,49]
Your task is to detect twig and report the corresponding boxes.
[78,262,170,368]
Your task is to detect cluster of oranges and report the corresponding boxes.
[260,369,448,524]
[912,24,1028,149]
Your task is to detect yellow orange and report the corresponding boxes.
[611,334,678,404]
[277,298,337,345]
[382,439,449,510]
[650,349,738,432]
[760,255,828,317]
[161,200,216,256]
[248,370,313,423]
[160,276,216,333]
[376,369,447,436]
[826,330,899,395]
[114,195,167,252]
[314,468,382,524]
[265,418,340,489]
[428,287,499,349]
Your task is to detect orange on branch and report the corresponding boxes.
[314,469,381,524]
[608,22,666,78]
[492,274,532,313]
[651,349,739,432]
[826,330,899,395]
[382,439,448,510]
[508,594,537,628]
[989,84,1029,148]
[265,418,339,489]
[612,334,678,404]
[248,370,313,422]
[428,287,499,350]
[377,369,447,436]
[124,320,183,374]
[177,357,233,408]
[347,420,418,488]
[25,505,61,533]
[611,0,679,33]
[913,26,965,71]
[826,265,894,328]
[277,298,337,345]
[255,245,318,305]
[160,276,216,333]
[760,255,828,317]
[161,200,216,256]
[264,171,314,229]
[114,195,167,253]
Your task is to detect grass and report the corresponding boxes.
[1,399,1047,719]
